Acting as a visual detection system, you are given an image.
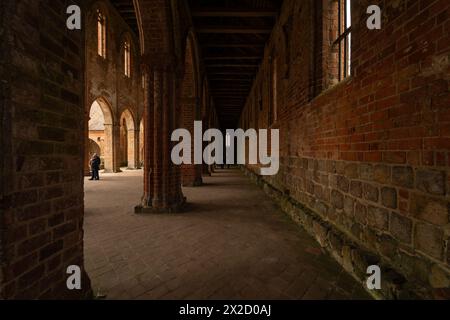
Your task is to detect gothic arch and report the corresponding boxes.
[132,0,175,61]
[88,97,115,172]
[94,96,114,124]
[119,108,138,169]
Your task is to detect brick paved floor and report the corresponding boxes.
[84,169,371,300]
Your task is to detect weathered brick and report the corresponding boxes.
[326,160,336,173]
[350,180,362,198]
[11,253,38,278]
[384,152,406,164]
[53,222,77,239]
[416,169,446,195]
[331,190,344,209]
[390,212,412,244]
[4,225,28,244]
[37,126,66,142]
[392,166,414,188]
[29,219,46,236]
[344,196,354,217]
[363,183,379,202]
[351,223,363,239]
[367,206,389,230]
[313,221,328,247]
[315,201,329,216]
[39,240,64,261]
[354,202,368,225]
[335,162,346,175]
[373,165,391,184]
[18,202,51,222]
[317,160,327,172]
[337,176,350,193]
[359,164,373,181]
[429,265,450,289]
[396,252,430,285]
[376,234,397,259]
[410,193,449,226]
[344,163,358,179]
[329,232,343,254]
[415,223,444,260]
[17,264,46,291]
[381,187,397,209]
[18,233,52,256]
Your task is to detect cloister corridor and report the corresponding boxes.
[84,169,370,300]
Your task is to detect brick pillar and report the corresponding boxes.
[127,128,139,169]
[202,119,212,176]
[102,123,115,173]
[84,112,91,176]
[135,63,185,213]
[181,97,203,186]
[112,123,122,173]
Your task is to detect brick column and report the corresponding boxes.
[112,123,122,173]
[202,118,212,176]
[84,112,91,176]
[181,97,203,186]
[127,128,140,169]
[135,62,185,213]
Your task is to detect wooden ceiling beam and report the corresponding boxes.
[191,8,277,18]
[204,56,261,60]
[203,43,265,48]
[206,64,259,68]
[196,26,272,34]
[209,78,253,81]
[213,90,247,92]
[208,71,255,75]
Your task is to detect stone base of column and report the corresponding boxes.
[134,196,186,214]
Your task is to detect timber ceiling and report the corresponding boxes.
[111,0,283,129]
[188,0,282,128]
[109,0,139,35]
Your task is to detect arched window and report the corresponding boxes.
[97,9,107,58]
[334,0,351,81]
[124,41,131,77]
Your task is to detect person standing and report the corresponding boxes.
[89,153,101,181]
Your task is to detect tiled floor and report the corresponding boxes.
[84,169,371,300]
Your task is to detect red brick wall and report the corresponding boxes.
[241,0,450,297]
[86,1,143,124]
[85,1,144,172]
[0,0,91,299]
[180,36,203,186]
